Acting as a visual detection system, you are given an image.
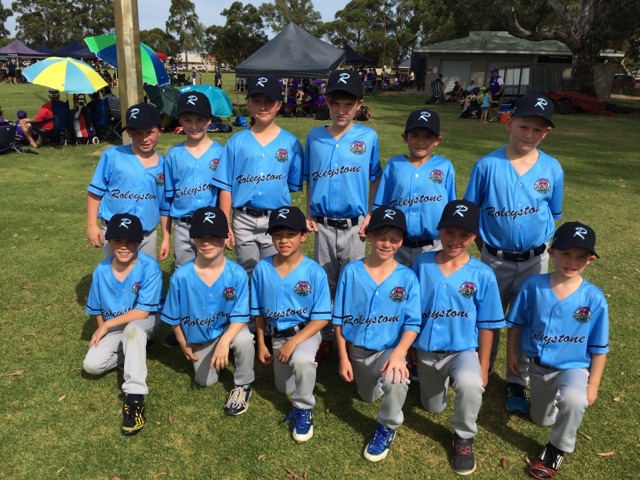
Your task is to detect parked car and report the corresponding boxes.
[197,66,207,72]
[612,74,636,90]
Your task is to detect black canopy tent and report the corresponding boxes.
[235,23,345,79]
[343,45,373,65]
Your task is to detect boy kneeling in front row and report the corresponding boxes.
[507,222,608,479]
[161,206,255,416]
[252,206,331,442]
[333,206,421,462]
[411,199,504,475]
[83,213,163,435]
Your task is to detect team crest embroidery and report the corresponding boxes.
[350,140,366,155]
[131,282,141,294]
[389,286,407,303]
[573,306,591,323]
[534,178,551,194]
[429,169,444,184]
[210,158,220,171]
[294,280,311,296]
[222,287,236,301]
[459,281,477,299]
[155,173,165,186]
[275,148,288,163]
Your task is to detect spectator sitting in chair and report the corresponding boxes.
[19,89,66,148]
[445,81,463,102]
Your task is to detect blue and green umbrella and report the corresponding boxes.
[84,35,170,86]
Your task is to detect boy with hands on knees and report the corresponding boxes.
[82,213,163,436]
[333,206,421,462]
[252,206,331,442]
[507,222,608,479]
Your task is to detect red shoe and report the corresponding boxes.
[315,340,333,363]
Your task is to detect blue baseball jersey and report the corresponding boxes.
[85,252,163,321]
[211,128,303,209]
[332,260,421,351]
[507,274,609,370]
[412,252,505,352]
[88,145,169,232]
[250,255,332,330]
[464,146,564,251]
[304,124,382,218]
[164,140,224,218]
[161,258,249,344]
[373,154,456,240]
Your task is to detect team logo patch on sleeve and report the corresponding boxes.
[222,287,237,301]
[131,281,141,294]
[458,281,477,298]
[533,178,551,194]
[389,286,407,303]
[210,158,220,171]
[294,280,311,296]
[155,173,165,186]
[349,140,366,155]
[275,148,289,163]
[573,306,591,323]
[429,169,444,184]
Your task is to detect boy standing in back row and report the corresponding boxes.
[464,93,564,411]
[373,109,456,267]
[304,69,382,361]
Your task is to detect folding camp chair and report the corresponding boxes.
[95,98,122,140]
[35,101,74,148]
[0,125,23,154]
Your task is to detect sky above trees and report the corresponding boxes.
[0,0,350,37]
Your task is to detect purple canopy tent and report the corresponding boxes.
[0,39,48,57]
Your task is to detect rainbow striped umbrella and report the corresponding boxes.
[22,57,108,93]
[84,35,170,86]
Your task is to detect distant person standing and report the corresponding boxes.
[191,67,197,85]
[488,68,505,122]
[215,68,222,88]
[7,58,17,84]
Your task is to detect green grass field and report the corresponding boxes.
[0,75,639,479]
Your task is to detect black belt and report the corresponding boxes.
[271,322,307,338]
[532,357,553,369]
[315,215,360,230]
[237,206,271,218]
[404,238,434,248]
[177,216,192,224]
[432,350,454,355]
[350,343,376,353]
[485,244,546,263]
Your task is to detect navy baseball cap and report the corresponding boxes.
[490,67,499,73]
[551,221,599,257]
[176,91,212,118]
[437,199,480,234]
[105,213,143,243]
[267,206,307,235]
[123,103,162,131]
[189,206,229,239]
[511,93,555,128]
[366,206,407,236]
[17,109,27,119]
[246,75,282,102]
[325,70,363,99]
[405,109,440,136]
